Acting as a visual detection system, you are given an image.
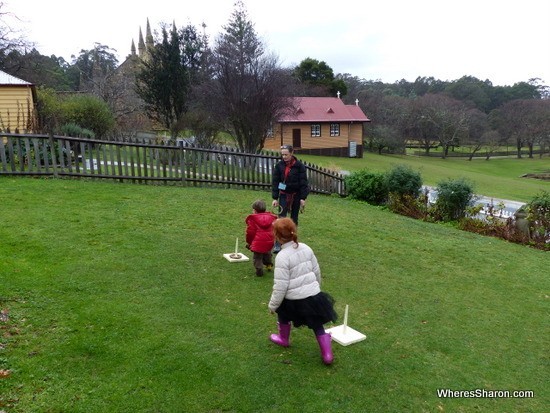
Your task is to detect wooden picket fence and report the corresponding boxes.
[0,133,346,195]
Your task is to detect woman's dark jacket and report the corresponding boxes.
[271,157,309,201]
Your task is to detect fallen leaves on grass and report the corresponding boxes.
[0,309,9,323]
[0,369,11,378]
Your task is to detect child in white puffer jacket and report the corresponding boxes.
[268,218,337,365]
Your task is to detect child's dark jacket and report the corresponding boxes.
[245,212,277,253]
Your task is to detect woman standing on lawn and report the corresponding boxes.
[268,218,337,365]
[271,144,309,253]
[271,145,309,226]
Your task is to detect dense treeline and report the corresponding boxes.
[340,74,549,158]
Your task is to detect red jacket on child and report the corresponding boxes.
[245,212,277,253]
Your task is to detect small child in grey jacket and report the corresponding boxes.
[268,217,337,365]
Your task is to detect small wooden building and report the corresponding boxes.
[0,70,37,133]
[263,96,370,157]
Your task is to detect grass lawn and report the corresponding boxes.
[1,177,548,412]
[299,153,550,203]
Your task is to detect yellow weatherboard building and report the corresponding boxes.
[0,70,37,133]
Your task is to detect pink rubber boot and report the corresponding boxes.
[269,322,291,347]
[316,333,333,365]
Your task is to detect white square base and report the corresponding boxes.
[223,253,250,262]
[325,325,366,346]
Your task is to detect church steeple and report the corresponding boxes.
[138,27,145,57]
[145,18,154,51]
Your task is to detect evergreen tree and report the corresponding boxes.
[294,57,347,97]
[71,44,119,93]
[136,22,206,138]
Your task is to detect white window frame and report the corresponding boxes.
[330,123,340,137]
[266,122,274,138]
[311,124,321,137]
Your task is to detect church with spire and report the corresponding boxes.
[111,18,157,135]
[129,18,155,61]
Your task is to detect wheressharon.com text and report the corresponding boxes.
[437,389,534,399]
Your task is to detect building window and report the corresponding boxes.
[330,123,340,137]
[311,124,321,137]
[266,122,273,138]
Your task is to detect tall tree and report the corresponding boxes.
[521,99,550,158]
[412,76,447,96]
[294,57,347,97]
[445,76,492,113]
[210,1,293,152]
[403,95,439,155]
[135,22,205,138]
[462,108,489,160]
[363,94,408,154]
[508,79,543,100]
[419,94,470,158]
[71,44,119,93]
[1,48,74,90]
[494,99,530,158]
[175,23,218,142]
[0,2,32,63]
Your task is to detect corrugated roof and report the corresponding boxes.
[0,70,33,86]
[279,97,370,123]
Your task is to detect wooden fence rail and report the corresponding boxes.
[0,133,346,196]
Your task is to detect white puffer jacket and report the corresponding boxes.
[268,241,321,312]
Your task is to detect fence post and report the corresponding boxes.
[181,143,187,182]
[49,133,58,178]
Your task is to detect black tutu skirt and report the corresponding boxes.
[276,292,338,328]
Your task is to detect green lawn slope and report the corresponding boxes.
[1,177,548,412]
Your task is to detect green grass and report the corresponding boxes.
[404,145,545,157]
[1,177,548,412]
[299,153,550,203]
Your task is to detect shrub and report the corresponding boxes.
[36,89,114,137]
[36,87,64,133]
[387,192,433,220]
[61,94,115,138]
[458,217,530,245]
[525,190,550,247]
[345,169,388,205]
[59,122,95,138]
[433,178,475,221]
[385,164,423,197]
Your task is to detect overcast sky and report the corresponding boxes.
[5,0,550,87]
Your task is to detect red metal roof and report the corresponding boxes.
[279,97,370,123]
